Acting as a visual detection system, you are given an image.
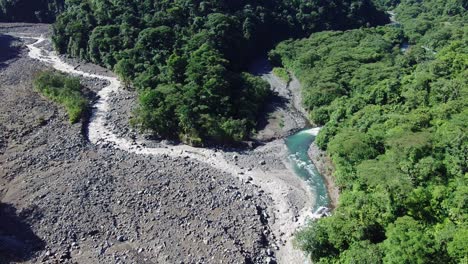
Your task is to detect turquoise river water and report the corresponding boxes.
[285,129,330,210]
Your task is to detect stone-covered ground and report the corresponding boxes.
[0,24,276,264]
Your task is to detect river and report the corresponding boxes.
[251,56,331,214]
[285,128,330,211]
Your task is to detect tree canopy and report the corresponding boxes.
[51,0,388,145]
[272,0,467,262]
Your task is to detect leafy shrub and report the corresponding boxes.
[273,67,291,83]
[33,71,87,123]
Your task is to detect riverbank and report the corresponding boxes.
[93,79,318,263]
[90,59,316,264]
[282,71,340,210]
[307,143,339,209]
[249,58,309,142]
[282,68,340,209]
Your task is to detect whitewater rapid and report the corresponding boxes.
[298,127,321,136]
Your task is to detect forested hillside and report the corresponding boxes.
[271,0,467,262]
[51,0,388,145]
[0,0,63,22]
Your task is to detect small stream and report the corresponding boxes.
[285,129,330,211]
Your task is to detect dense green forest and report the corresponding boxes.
[271,0,467,262]
[51,0,388,145]
[0,0,63,22]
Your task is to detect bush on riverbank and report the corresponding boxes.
[33,71,87,123]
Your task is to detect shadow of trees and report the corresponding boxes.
[0,34,21,70]
[248,56,290,135]
[0,203,45,264]
[248,55,273,76]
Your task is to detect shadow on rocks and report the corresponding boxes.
[0,203,45,264]
[248,56,291,140]
[0,34,21,70]
[255,91,289,132]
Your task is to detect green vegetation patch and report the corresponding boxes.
[33,71,87,123]
[273,67,291,83]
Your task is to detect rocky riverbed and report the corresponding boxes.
[248,59,309,142]
[0,24,278,264]
[0,23,319,264]
[307,144,339,209]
